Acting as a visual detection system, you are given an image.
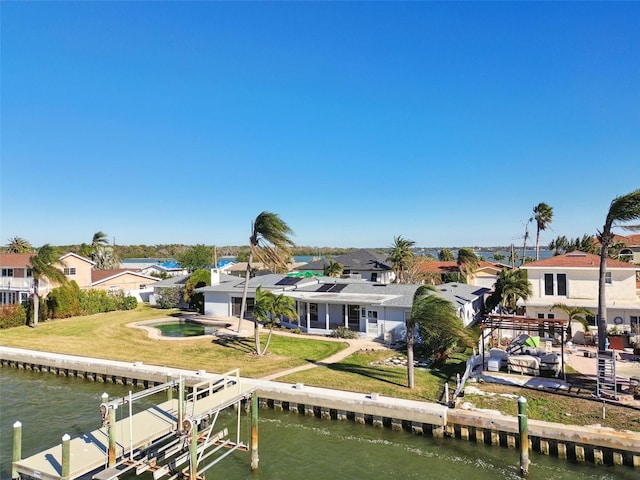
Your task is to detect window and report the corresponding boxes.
[605,272,612,284]
[547,313,555,319]
[631,316,639,335]
[1,269,14,277]
[371,273,378,282]
[537,313,545,319]
[63,267,77,276]
[543,273,567,296]
[139,284,146,290]
[586,314,596,327]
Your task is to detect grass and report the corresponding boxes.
[0,306,344,378]
[1,306,638,432]
[463,382,640,432]
[280,350,468,403]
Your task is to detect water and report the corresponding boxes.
[1,368,634,480]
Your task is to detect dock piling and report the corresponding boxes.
[251,393,259,471]
[61,433,71,480]
[12,421,21,480]
[518,396,530,477]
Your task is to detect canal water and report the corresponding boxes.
[0,368,634,480]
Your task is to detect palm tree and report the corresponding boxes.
[551,303,593,342]
[456,248,480,283]
[438,248,454,262]
[549,235,569,256]
[6,237,33,253]
[323,260,344,278]
[263,290,298,355]
[492,251,506,262]
[596,189,640,351]
[486,268,532,315]
[407,285,436,388]
[239,212,295,340]
[533,203,553,261]
[28,244,67,328]
[387,236,415,284]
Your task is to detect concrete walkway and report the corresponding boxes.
[198,314,390,381]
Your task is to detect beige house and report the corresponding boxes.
[520,251,640,336]
[0,252,158,305]
[91,269,158,302]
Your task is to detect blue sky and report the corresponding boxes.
[1,2,639,249]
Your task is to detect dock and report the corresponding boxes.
[12,370,257,480]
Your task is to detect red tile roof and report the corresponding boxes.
[522,251,637,269]
[415,260,503,273]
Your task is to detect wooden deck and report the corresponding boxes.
[14,379,252,480]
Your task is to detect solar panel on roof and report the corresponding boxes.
[329,284,347,292]
[276,277,300,286]
[317,284,333,292]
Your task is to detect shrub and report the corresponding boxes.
[0,304,27,329]
[329,326,359,339]
[155,287,183,309]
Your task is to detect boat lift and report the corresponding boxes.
[12,369,259,480]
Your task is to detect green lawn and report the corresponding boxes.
[0,306,344,378]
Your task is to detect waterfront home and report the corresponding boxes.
[0,252,159,305]
[520,251,640,340]
[0,252,95,305]
[294,249,396,283]
[612,233,640,264]
[414,260,508,289]
[197,270,488,340]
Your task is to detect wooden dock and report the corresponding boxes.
[13,372,255,480]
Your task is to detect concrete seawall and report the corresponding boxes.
[1,346,638,468]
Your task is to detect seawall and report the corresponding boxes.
[1,346,638,468]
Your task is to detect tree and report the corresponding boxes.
[551,303,593,341]
[485,268,532,315]
[533,203,553,261]
[90,231,119,269]
[28,244,68,328]
[177,244,214,272]
[456,248,480,283]
[6,237,33,253]
[438,248,454,261]
[239,212,295,342]
[387,236,415,284]
[183,269,211,313]
[549,235,569,256]
[492,251,506,262]
[407,285,435,389]
[323,260,344,278]
[408,286,472,388]
[596,189,640,351]
[251,286,298,355]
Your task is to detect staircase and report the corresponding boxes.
[596,350,618,400]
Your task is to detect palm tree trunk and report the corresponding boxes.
[239,252,253,334]
[32,290,39,328]
[406,320,415,388]
[535,228,541,261]
[263,326,275,355]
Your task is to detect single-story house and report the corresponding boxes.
[196,270,488,340]
[91,269,159,302]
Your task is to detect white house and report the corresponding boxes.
[520,251,640,337]
[197,270,488,340]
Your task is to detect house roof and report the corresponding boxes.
[0,253,33,267]
[297,249,392,272]
[91,269,159,285]
[198,274,488,310]
[521,251,637,269]
[59,252,95,265]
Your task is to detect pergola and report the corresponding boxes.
[480,314,568,380]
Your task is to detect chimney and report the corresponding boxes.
[210,268,220,286]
